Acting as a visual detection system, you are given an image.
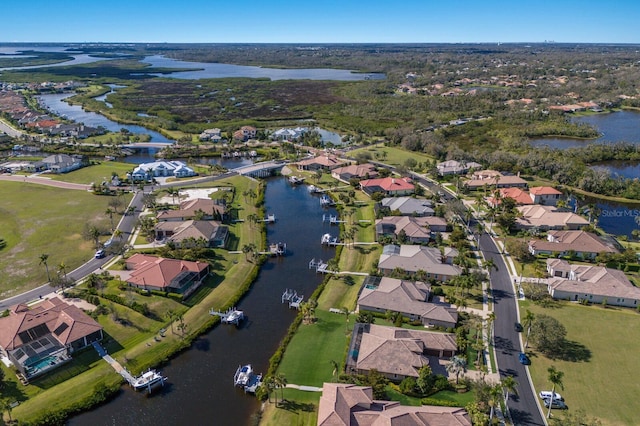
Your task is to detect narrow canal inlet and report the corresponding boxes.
[69,177,337,426]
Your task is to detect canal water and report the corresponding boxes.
[68,177,338,426]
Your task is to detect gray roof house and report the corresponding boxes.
[155,220,229,248]
[378,197,434,216]
[436,159,482,176]
[41,154,83,174]
[378,245,462,282]
[357,277,458,328]
[529,230,619,260]
[375,216,448,243]
[546,259,640,308]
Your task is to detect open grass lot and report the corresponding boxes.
[48,161,135,184]
[0,181,125,295]
[521,299,640,425]
[349,145,435,168]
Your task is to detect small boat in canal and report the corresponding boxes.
[234,364,262,393]
[131,369,167,392]
[289,176,305,184]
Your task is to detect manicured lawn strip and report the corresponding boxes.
[48,161,135,184]
[277,310,351,388]
[0,181,123,294]
[521,300,640,425]
[350,145,435,168]
[318,275,364,312]
[11,176,263,424]
[385,387,475,407]
[260,392,319,426]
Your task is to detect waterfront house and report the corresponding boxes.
[295,154,346,171]
[529,230,619,260]
[155,220,229,248]
[271,126,307,141]
[156,198,227,222]
[464,170,528,190]
[233,125,257,141]
[131,160,196,181]
[357,277,458,328]
[529,186,563,206]
[317,383,471,426]
[515,205,590,230]
[360,177,414,197]
[41,153,83,174]
[486,187,533,208]
[0,297,103,380]
[546,259,640,308]
[375,216,447,243]
[376,196,434,217]
[124,254,210,298]
[330,163,378,183]
[378,245,461,282]
[199,128,222,142]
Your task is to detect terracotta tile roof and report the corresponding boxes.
[360,177,414,192]
[530,186,562,196]
[125,254,208,289]
[529,231,618,256]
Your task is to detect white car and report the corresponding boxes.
[539,390,562,401]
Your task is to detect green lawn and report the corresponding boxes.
[0,181,126,294]
[521,299,640,425]
[349,145,435,168]
[48,161,135,185]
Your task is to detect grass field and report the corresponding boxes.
[48,161,135,184]
[349,145,435,168]
[0,181,128,295]
[521,299,640,425]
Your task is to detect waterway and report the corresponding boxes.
[68,177,338,426]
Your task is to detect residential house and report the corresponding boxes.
[546,259,640,308]
[515,205,590,230]
[331,163,378,183]
[156,198,227,222]
[131,161,196,181]
[41,154,83,174]
[436,159,482,176]
[487,187,533,208]
[155,220,229,248]
[0,297,103,380]
[529,186,563,206]
[464,170,528,190]
[295,154,347,171]
[233,125,257,141]
[529,230,619,260]
[124,254,210,298]
[317,383,471,426]
[271,127,307,141]
[360,177,414,197]
[199,128,222,142]
[357,277,458,328]
[378,245,461,282]
[376,196,434,217]
[375,216,447,243]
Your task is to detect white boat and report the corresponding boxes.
[223,309,245,325]
[289,176,305,184]
[131,369,166,391]
[234,364,253,387]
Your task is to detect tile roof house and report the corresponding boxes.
[546,259,640,308]
[375,216,447,243]
[529,186,563,206]
[464,170,528,190]
[317,383,471,426]
[515,205,590,230]
[487,187,534,208]
[360,177,414,197]
[377,197,434,217]
[125,254,210,298]
[295,154,347,171]
[358,277,458,328]
[156,198,227,222]
[529,230,619,260]
[155,220,229,248]
[331,163,379,183]
[233,125,257,141]
[378,245,461,282]
[436,159,482,176]
[0,297,103,380]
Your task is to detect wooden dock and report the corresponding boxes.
[321,233,340,246]
[210,307,245,325]
[309,258,330,273]
[282,288,304,308]
[262,214,276,223]
[322,214,345,225]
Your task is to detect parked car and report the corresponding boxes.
[539,391,563,401]
[95,249,105,259]
[543,398,567,409]
[514,322,523,332]
[518,352,531,365]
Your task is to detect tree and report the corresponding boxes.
[329,360,340,382]
[501,375,518,403]
[58,261,68,281]
[274,373,288,404]
[39,253,51,281]
[523,309,535,349]
[446,355,467,384]
[416,365,434,395]
[0,397,13,424]
[166,187,180,204]
[341,306,351,333]
[488,384,503,423]
[530,314,566,357]
[105,207,115,231]
[242,243,256,261]
[264,375,277,404]
[547,365,565,419]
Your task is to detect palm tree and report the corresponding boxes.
[242,244,256,261]
[166,187,180,204]
[523,310,535,349]
[501,375,518,403]
[488,384,503,423]
[264,375,277,404]
[546,366,564,419]
[274,373,288,405]
[341,306,351,333]
[329,360,340,382]
[105,207,115,231]
[486,311,496,344]
[113,229,123,241]
[0,397,13,424]
[166,310,176,334]
[58,261,67,280]
[446,355,467,384]
[39,253,51,281]
[482,258,497,271]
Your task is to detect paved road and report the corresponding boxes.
[476,227,546,426]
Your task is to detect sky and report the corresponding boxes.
[3,0,639,44]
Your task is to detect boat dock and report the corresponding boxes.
[320,194,335,207]
[322,214,345,225]
[262,214,276,223]
[309,258,333,274]
[210,307,245,326]
[268,242,286,256]
[282,288,304,309]
[321,233,340,246]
